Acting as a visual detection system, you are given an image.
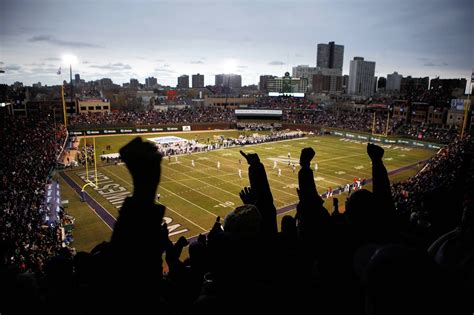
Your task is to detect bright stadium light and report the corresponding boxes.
[223,59,237,73]
[62,54,78,65]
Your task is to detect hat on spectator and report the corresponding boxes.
[223,204,262,240]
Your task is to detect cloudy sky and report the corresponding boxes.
[0,0,472,87]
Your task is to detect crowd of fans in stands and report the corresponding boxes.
[70,96,462,141]
[69,107,236,127]
[0,116,68,275]
[1,97,472,314]
[392,136,471,236]
[397,123,459,143]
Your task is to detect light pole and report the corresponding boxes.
[61,55,78,127]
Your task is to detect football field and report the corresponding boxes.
[60,130,436,251]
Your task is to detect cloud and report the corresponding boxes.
[82,61,91,64]
[238,65,248,69]
[4,64,22,71]
[269,61,285,65]
[42,57,61,61]
[424,62,449,67]
[89,63,132,70]
[190,60,204,64]
[29,35,103,48]
[0,61,4,65]
[153,68,177,78]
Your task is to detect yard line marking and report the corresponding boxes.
[105,166,218,218]
[199,154,303,199]
[160,173,231,205]
[163,157,291,204]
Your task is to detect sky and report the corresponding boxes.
[0,0,472,88]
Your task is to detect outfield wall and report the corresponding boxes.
[325,130,444,150]
[282,123,444,150]
[68,122,234,136]
[69,122,444,150]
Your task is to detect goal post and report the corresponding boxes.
[80,135,99,201]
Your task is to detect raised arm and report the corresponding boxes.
[296,148,330,240]
[367,143,396,214]
[240,150,277,238]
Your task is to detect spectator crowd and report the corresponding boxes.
[0,115,70,275]
[68,96,462,142]
[1,108,472,314]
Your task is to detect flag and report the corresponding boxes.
[57,67,61,75]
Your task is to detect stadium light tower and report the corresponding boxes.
[62,54,78,126]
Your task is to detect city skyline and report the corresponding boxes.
[1,0,472,87]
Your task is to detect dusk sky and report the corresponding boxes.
[1,0,472,87]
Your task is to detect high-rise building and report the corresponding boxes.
[145,77,157,88]
[400,76,429,94]
[177,75,189,89]
[192,73,204,88]
[429,78,467,97]
[293,65,342,94]
[386,72,403,91]
[312,74,343,94]
[100,78,114,88]
[259,75,276,92]
[348,57,376,97]
[130,78,139,89]
[377,77,387,90]
[75,74,81,84]
[267,72,308,93]
[292,65,320,79]
[215,74,242,90]
[317,41,344,70]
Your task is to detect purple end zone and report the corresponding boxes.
[60,172,116,230]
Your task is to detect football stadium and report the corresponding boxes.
[63,127,436,249]
[1,1,473,314]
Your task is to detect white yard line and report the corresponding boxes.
[162,158,291,204]
[104,166,218,219]
[98,168,208,232]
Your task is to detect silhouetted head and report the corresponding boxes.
[364,244,444,315]
[224,204,262,240]
[281,215,297,236]
[345,189,377,226]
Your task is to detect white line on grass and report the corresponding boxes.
[105,166,218,219]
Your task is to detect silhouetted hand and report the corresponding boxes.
[208,216,223,241]
[300,147,316,168]
[239,186,256,205]
[240,150,260,165]
[176,236,189,248]
[367,143,384,162]
[120,137,162,204]
[332,197,340,215]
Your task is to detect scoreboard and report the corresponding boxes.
[235,109,282,120]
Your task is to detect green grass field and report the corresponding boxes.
[60,130,436,252]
